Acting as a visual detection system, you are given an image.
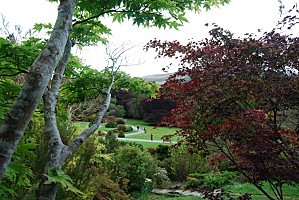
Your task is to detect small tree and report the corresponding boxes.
[140,97,176,125]
[146,26,299,200]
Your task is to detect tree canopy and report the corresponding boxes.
[0,0,229,181]
[146,26,299,200]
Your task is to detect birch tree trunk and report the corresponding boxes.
[0,0,75,180]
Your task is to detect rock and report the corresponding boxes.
[152,188,202,197]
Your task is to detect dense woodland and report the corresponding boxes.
[0,0,298,200]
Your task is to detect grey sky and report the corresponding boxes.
[0,0,297,77]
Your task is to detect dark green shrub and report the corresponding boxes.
[107,129,119,135]
[155,145,170,161]
[146,147,156,155]
[187,171,239,189]
[161,145,210,181]
[105,121,118,128]
[110,145,158,193]
[117,124,133,132]
[118,131,125,138]
[116,118,126,124]
[100,132,120,153]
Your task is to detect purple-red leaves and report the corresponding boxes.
[147,26,299,189]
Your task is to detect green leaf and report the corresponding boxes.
[178,14,188,23]
[44,168,83,195]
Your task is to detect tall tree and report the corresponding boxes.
[146,26,299,200]
[0,0,74,179]
[0,0,229,180]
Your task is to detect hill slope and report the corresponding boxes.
[141,73,173,85]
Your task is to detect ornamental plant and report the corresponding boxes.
[146,25,299,200]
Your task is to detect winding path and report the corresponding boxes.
[117,126,176,144]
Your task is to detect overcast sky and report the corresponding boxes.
[0,0,298,77]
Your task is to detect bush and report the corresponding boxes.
[186,171,239,189]
[116,118,126,124]
[155,145,170,161]
[105,121,118,128]
[56,135,129,200]
[160,145,210,181]
[110,145,158,193]
[153,167,170,188]
[117,124,133,132]
[102,116,117,123]
[100,132,120,153]
[146,147,156,155]
[107,129,119,135]
[118,131,125,138]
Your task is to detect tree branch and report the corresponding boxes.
[43,38,72,168]
[0,0,75,180]
[63,76,113,161]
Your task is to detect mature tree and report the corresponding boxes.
[0,0,229,180]
[37,41,134,199]
[140,97,175,125]
[146,26,299,200]
[0,0,74,179]
[0,36,45,119]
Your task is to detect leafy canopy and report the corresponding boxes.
[146,26,299,199]
[44,0,230,46]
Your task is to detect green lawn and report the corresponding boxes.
[73,121,137,135]
[73,120,181,149]
[131,141,173,149]
[224,182,299,200]
[126,119,180,141]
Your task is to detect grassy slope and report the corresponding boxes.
[72,120,178,148]
[126,119,180,140]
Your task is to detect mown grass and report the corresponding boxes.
[131,141,173,149]
[224,182,299,200]
[73,119,178,149]
[126,119,180,141]
[73,119,180,148]
[73,121,136,135]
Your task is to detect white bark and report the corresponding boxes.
[37,38,72,200]
[63,80,113,161]
[0,0,75,180]
[38,39,115,199]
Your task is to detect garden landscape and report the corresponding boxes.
[0,0,298,200]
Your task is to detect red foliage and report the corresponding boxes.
[146,25,299,198]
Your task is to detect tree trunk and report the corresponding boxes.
[37,38,114,199]
[37,39,72,200]
[0,0,75,180]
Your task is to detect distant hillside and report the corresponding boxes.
[141,73,173,85]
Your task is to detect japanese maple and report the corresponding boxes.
[146,26,299,200]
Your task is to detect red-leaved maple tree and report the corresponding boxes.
[145,26,299,200]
